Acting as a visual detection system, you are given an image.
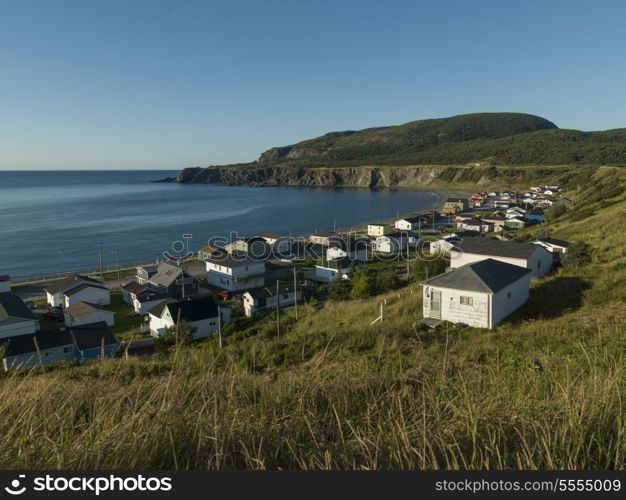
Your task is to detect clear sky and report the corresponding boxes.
[2,0,626,170]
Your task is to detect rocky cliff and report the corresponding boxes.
[175,164,585,189]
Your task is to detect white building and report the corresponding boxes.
[148,296,231,340]
[0,293,39,339]
[0,275,11,293]
[394,216,422,231]
[206,254,265,291]
[450,237,553,278]
[367,224,388,237]
[243,284,302,317]
[44,275,107,307]
[132,290,170,315]
[429,236,459,254]
[63,283,111,308]
[326,238,369,262]
[314,257,353,281]
[532,237,570,254]
[456,218,494,233]
[423,258,532,329]
[64,301,115,327]
[374,232,417,253]
[256,232,290,253]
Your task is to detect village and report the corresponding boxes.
[0,184,573,370]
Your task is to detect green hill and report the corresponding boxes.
[257,112,560,165]
[1,166,626,469]
[175,113,626,185]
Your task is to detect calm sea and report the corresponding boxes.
[0,170,438,278]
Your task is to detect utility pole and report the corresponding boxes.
[111,251,121,289]
[276,280,280,339]
[406,255,410,279]
[99,243,104,281]
[218,306,222,348]
[293,266,298,320]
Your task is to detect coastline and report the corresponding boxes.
[335,186,473,233]
[9,181,472,284]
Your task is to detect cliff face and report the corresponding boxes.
[175,164,583,189]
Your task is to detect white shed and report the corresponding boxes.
[64,301,115,327]
[63,284,111,308]
[422,259,532,329]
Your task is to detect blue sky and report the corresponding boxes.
[1,0,625,169]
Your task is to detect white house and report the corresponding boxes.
[450,237,553,278]
[532,237,570,254]
[367,224,388,237]
[422,258,532,329]
[148,296,231,340]
[456,218,494,233]
[429,236,459,254]
[122,280,146,306]
[64,301,115,327]
[394,216,422,231]
[0,293,39,339]
[256,232,290,254]
[44,274,106,307]
[0,275,11,293]
[326,238,369,262]
[63,283,111,309]
[242,284,302,317]
[205,254,265,291]
[132,290,170,315]
[314,257,353,281]
[374,232,417,253]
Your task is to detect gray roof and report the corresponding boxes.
[148,296,220,322]
[65,301,112,319]
[44,274,104,294]
[452,237,539,259]
[64,283,109,297]
[424,259,532,293]
[0,293,37,323]
[122,280,146,295]
[205,253,265,268]
[247,284,296,301]
[148,262,195,288]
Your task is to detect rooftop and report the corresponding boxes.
[424,258,532,293]
[148,295,220,322]
[44,274,104,294]
[65,301,112,319]
[0,293,37,323]
[452,237,539,259]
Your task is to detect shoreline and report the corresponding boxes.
[11,185,473,284]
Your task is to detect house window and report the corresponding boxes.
[282,294,289,299]
[507,292,511,299]
[537,259,541,269]
[459,296,473,306]
[63,347,72,353]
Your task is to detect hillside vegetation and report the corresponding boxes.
[0,167,625,469]
[176,113,626,186]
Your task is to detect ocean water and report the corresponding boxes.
[0,170,438,278]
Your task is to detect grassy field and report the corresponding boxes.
[0,167,624,470]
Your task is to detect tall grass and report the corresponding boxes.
[0,166,624,470]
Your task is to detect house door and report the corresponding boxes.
[430,290,441,319]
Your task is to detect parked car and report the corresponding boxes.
[44,307,64,322]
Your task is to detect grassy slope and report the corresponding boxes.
[1,168,625,470]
